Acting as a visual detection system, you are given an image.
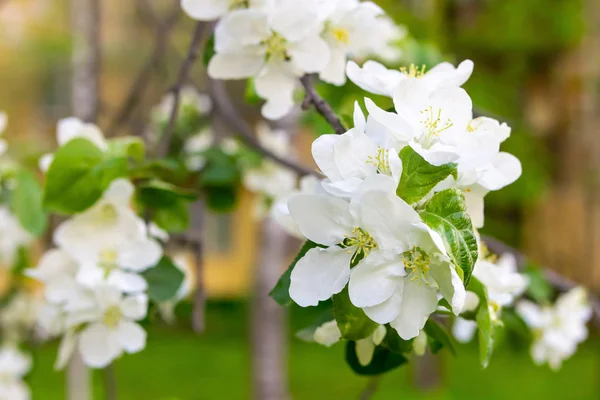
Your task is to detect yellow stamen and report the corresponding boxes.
[344,227,377,262]
[420,106,453,147]
[366,147,392,175]
[331,27,350,44]
[402,247,431,285]
[103,306,122,329]
[400,64,427,78]
[263,33,288,62]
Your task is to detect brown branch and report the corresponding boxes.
[300,75,346,135]
[359,376,382,400]
[156,21,208,157]
[483,235,600,327]
[207,78,320,177]
[106,4,181,136]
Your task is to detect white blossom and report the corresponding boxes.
[517,287,592,370]
[181,0,272,21]
[473,253,528,308]
[56,285,148,369]
[271,175,322,239]
[0,207,32,268]
[312,102,402,197]
[317,0,385,85]
[184,128,214,171]
[0,346,31,400]
[154,86,212,121]
[347,59,474,97]
[208,2,329,119]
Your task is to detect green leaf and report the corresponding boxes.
[11,169,47,236]
[244,79,262,105]
[137,180,198,208]
[523,266,553,304]
[295,307,334,343]
[419,188,478,283]
[43,138,128,214]
[269,241,320,306]
[345,341,408,376]
[152,198,190,233]
[468,277,496,368]
[396,146,457,204]
[423,319,458,356]
[200,164,240,187]
[332,287,378,341]
[204,186,238,212]
[381,325,413,354]
[142,256,185,302]
[107,137,145,162]
[202,34,215,67]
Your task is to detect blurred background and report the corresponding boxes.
[0,0,599,399]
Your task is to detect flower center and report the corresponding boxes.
[366,147,392,175]
[99,248,118,275]
[229,0,249,10]
[93,203,118,225]
[420,106,453,148]
[466,118,484,133]
[402,247,431,285]
[331,27,350,45]
[400,64,427,78]
[344,227,377,261]
[264,33,288,62]
[103,306,122,329]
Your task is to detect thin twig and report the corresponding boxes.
[484,235,600,327]
[359,376,382,400]
[157,21,207,157]
[103,364,118,400]
[207,78,320,177]
[106,4,181,136]
[300,75,346,135]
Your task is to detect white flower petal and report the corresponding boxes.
[313,320,342,347]
[254,61,297,120]
[287,194,353,246]
[213,10,270,51]
[477,152,522,191]
[319,46,347,85]
[348,251,404,308]
[181,0,229,21]
[390,280,438,340]
[289,35,331,74]
[55,330,78,370]
[452,317,477,344]
[355,338,375,366]
[429,259,465,315]
[362,285,404,324]
[107,271,148,294]
[208,51,265,80]
[289,247,352,307]
[120,294,148,320]
[118,238,162,272]
[79,323,122,368]
[116,321,147,353]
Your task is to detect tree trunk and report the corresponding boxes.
[68,0,101,399]
[251,217,290,400]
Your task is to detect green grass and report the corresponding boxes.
[27,301,600,400]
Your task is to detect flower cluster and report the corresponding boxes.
[517,287,592,370]
[0,345,31,400]
[279,58,523,340]
[452,251,528,343]
[183,0,405,119]
[28,120,163,369]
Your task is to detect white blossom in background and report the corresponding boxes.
[361,16,406,63]
[517,287,592,370]
[0,292,42,343]
[473,253,528,308]
[153,86,212,121]
[313,320,386,366]
[0,206,32,268]
[317,0,386,85]
[208,2,329,119]
[183,128,215,171]
[243,123,297,217]
[271,175,321,239]
[181,0,272,21]
[39,117,107,172]
[0,345,31,400]
[57,285,148,369]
